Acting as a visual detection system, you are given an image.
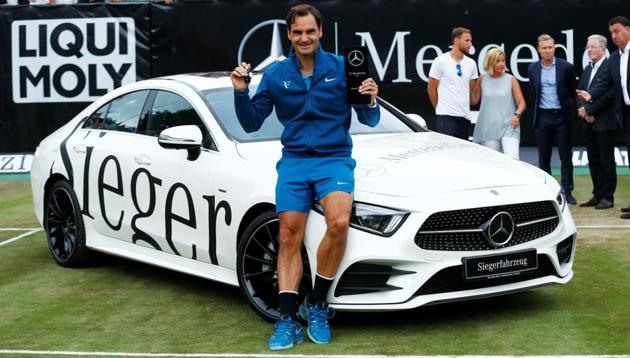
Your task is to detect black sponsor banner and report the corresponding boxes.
[151,0,628,147]
[0,3,151,152]
[1,0,628,152]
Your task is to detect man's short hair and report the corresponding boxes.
[587,34,607,49]
[537,34,555,46]
[286,4,322,30]
[451,27,471,41]
[608,16,630,27]
[483,47,506,76]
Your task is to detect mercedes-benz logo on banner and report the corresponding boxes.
[347,50,364,67]
[480,212,515,247]
[238,19,288,72]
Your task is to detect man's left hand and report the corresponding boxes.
[359,78,379,106]
[577,106,587,118]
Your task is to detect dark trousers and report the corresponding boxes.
[624,105,630,171]
[584,127,616,201]
[535,109,574,192]
[437,115,470,140]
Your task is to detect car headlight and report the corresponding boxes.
[313,201,409,237]
[556,191,566,212]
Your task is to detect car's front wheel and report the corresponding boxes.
[44,180,91,267]
[236,209,312,322]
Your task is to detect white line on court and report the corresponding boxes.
[0,229,42,247]
[0,352,628,358]
[576,225,630,229]
[0,228,42,231]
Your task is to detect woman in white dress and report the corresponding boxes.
[472,48,526,159]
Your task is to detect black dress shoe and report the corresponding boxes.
[621,212,630,219]
[580,196,599,207]
[621,205,630,213]
[565,192,577,205]
[595,198,614,210]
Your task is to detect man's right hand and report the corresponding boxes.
[231,62,251,92]
[576,89,591,102]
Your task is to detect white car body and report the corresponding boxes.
[31,73,576,321]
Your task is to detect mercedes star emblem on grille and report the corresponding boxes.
[481,211,515,247]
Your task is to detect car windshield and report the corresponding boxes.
[203,87,420,142]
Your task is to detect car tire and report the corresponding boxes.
[236,209,312,322]
[44,180,92,267]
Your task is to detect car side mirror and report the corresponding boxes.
[158,125,203,161]
[406,113,427,129]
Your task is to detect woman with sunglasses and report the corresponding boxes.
[472,48,526,159]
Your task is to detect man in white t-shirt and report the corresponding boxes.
[427,27,479,140]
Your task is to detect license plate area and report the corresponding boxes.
[462,249,538,281]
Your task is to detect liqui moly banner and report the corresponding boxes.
[12,18,136,103]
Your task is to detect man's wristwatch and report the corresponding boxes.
[513,111,522,118]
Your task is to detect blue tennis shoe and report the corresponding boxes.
[268,314,304,350]
[299,300,335,344]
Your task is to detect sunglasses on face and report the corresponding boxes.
[456,63,462,76]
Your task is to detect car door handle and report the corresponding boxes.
[134,155,152,166]
[73,144,86,153]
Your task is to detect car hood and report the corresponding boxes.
[236,132,545,197]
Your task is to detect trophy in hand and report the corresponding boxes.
[344,46,371,104]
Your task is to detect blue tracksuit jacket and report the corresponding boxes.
[233,49,380,158]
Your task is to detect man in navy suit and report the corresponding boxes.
[575,35,617,210]
[581,17,630,219]
[606,17,630,219]
[528,34,578,205]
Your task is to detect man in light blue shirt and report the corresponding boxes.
[528,34,578,205]
[539,58,562,109]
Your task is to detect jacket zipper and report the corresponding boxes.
[306,77,312,152]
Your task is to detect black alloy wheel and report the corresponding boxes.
[237,209,312,322]
[45,180,91,267]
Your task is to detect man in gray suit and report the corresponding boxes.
[576,35,617,210]
[580,17,630,219]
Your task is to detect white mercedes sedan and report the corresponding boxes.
[31,73,576,321]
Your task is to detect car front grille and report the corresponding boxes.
[413,254,558,296]
[415,201,559,251]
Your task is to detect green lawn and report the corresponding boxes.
[0,178,629,355]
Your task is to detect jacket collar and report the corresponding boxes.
[591,56,605,70]
[288,46,332,81]
[540,57,556,69]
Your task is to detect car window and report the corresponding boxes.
[203,87,416,142]
[98,90,150,133]
[83,103,110,129]
[147,90,214,149]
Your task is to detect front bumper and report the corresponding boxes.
[303,185,577,311]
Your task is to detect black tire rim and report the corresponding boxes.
[241,217,311,320]
[46,186,77,262]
